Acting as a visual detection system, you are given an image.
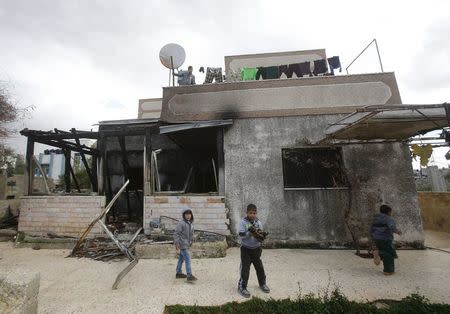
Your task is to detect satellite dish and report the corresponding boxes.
[159,43,186,69]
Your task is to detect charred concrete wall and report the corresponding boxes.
[223,116,423,247]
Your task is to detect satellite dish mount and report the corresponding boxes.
[159,43,186,86]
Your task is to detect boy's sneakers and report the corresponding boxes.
[176,273,187,279]
[260,284,270,293]
[186,275,198,282]
[238,286,251,298]
[373,249,381,266]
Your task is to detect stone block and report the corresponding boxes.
[0,269,40,314]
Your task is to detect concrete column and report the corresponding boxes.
[428,166,447,192]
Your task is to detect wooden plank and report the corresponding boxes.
[144,128,152,196]
[118,136,131,219]
[217,128,225,195]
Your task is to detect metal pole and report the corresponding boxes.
[32,156,50,194]
[346,39,385,74]
[168,69,172,86]
[170,56,175,86]
[374,39,384,73]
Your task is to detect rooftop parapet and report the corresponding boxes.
[161,72,402,123]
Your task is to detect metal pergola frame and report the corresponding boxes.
[318,103,450,145]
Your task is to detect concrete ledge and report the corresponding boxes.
[0,269,40,314]
[15,234,76,250]
[135,241,228,259]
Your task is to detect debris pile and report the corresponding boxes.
[71,237,126,261]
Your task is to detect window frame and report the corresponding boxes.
[281,146,349,191]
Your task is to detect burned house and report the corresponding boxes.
[19,49,450,248]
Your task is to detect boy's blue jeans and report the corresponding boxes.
[176,249,192,276]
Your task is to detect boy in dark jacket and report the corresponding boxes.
[238,204,270,298]
[370,204,402,275]
[174,208,197,282]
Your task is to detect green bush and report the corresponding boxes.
[164,290,450,314]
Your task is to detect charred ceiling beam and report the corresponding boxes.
[24,137,35,195]
[55,129,80,193]
[118,135,131,219]
[99,128,152,138]
[63,149,71,193]
[71,128,98,191]
[27,138,99,156]
[20,128,99,139]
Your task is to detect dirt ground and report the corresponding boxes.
[424,229,450,250]
[1,233,450,313]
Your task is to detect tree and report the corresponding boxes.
[0,146,15,176]
[0,79,33,173]
[0,80,23,140]
[14,154,25,174]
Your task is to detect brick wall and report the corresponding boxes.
[143,196,230,235]
[19,196,106,237]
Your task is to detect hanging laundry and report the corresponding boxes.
[255,66,279,80]
[286,64,299,78]
[287,62,311,78]
[241,67,258,81]
[327,56,342,75]
[204,67,223,84]
[278,65,289,78]
[298,62,312,77]
[227,68,243,82]
[313,59,328,76]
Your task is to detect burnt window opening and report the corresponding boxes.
[152,128,221,194]
[127,166,144,191]
[105,149,144,223]
[282,147,348,189]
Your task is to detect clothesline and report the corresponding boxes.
[180,56,342,86]
[240,56,342,81]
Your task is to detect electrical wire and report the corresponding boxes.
[159,215,240,245]
[425,246,450,254]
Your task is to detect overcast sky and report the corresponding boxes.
[1,0,449,167]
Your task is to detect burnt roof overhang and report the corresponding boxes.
[159,119,233,134]
[318,103,450,144]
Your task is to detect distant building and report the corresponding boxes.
[35,149,65,183]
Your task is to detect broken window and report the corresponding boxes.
[151,128,221,194]
[281,147,348,189]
